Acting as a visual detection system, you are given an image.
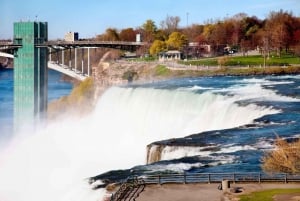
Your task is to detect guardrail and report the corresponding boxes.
[141,172,300,185]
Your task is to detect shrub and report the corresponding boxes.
[154,65,171,76]
[262,137,300,173]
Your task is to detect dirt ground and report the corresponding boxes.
[136,183,300,201]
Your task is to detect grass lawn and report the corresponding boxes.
[239,188,300,201]
[180,54,300,67]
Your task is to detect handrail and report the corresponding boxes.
[141,172,300,185]
[108,172,300,200]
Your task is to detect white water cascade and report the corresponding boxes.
[0,86,278,201]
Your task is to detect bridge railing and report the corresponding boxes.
[141,172,300,185]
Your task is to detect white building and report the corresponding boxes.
[64,32,79,42]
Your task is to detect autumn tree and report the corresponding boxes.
[262,137,300,173]
[264,10,295,57]
[206,22,227,54]
[97,28,119,41]
[149,40,166,55]
[119,28,136,41]
[184,24,205,42]
[294,28,300,58]
[166,32,188,50]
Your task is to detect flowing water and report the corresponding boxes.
[0,71,299,201]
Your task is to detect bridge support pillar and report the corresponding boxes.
[88,48,90,76]
[81,48,84,75]
[49,48,52,62]
[62,50,64,66]
[69,48,72,69]
[75,48,77,73]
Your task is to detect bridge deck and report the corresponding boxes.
[48,62,87,81]
[0,40,147,50]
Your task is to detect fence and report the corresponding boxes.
[141,172,300,185]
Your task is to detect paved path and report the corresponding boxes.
[136,183,300,201]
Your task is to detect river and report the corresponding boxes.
[0,69,73,144]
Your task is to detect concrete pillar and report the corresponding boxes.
[75,48,77,72]
[222,180,230,192]
[69,48,71,69]
[62,50,64,66]
[49,48,52,62]
[81,48,84,75]
[88,48,90,76]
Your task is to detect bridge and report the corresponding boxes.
[0,21,147,132]
[0,40,146,80]
[0,52,87,80]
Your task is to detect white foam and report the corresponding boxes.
[179,85,214,91]
[237,77,294,85]
[146,162,205,173]
[216,83,299,102]
[217,145,256,153]
[0,86,280,201]
[160,145,217,161]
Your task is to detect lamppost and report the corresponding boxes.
[186,12,189,27]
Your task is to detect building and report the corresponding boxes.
[64,31,79,42]
[158,50,182,62]
[13,21,48,131]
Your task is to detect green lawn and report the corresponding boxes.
[239,188,300,201]
[180,54,300,67]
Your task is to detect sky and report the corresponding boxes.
[1,0,300,40]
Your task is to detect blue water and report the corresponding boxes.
[136,75,300,174]
[1,70,300,181]
[0,69,73,142]
[1,71,300,201]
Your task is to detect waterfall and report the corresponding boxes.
[0,86,278,201]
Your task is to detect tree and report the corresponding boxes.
[207,22,227,54]
[149,40,166,55]
[160,15,181,36]
[264,10,295,57]
[166,32,187,50]
[262,137,300,173]
[141,19,157,42]
[97,28,119,41]
[184,24,205,42]
[119,28,136,41]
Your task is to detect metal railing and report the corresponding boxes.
[141,172,300,185]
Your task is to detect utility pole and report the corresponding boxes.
[186,12,189,27]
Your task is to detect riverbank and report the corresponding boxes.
[97,59,300,84]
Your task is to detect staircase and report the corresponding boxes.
[110,176,145,201]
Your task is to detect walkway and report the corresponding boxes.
[137,183,300,201]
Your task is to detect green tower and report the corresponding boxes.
[13,21,48,132]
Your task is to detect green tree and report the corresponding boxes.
[149,40,166,55]
[142,19,157,42]
[166,32,187,50]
